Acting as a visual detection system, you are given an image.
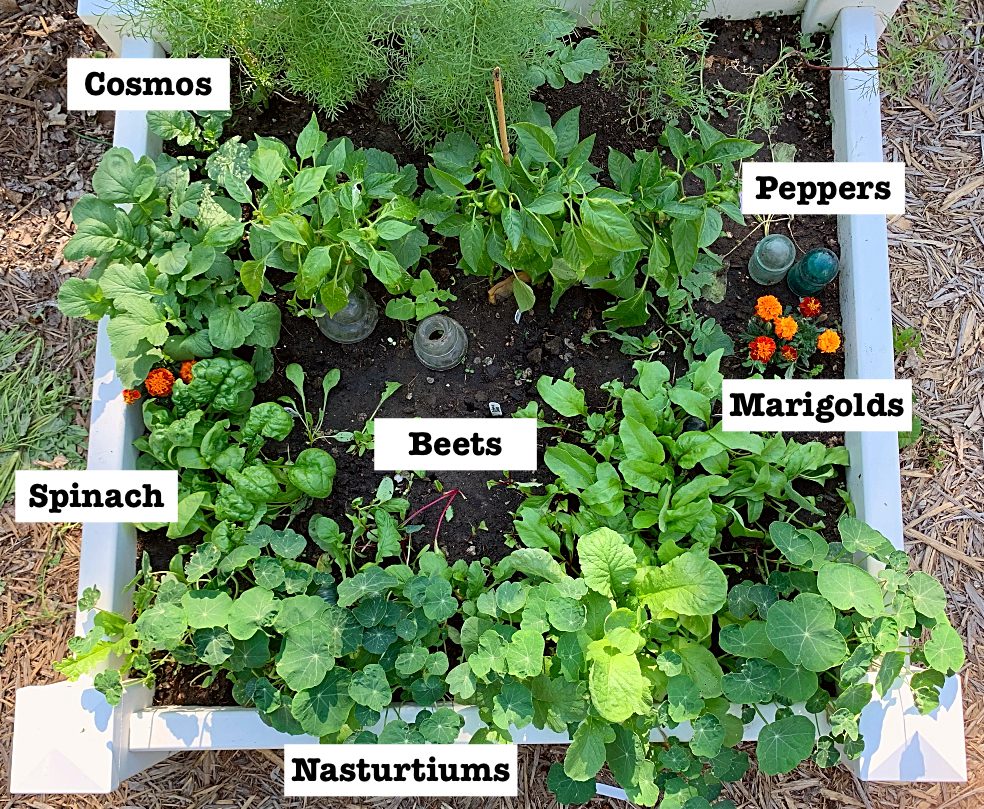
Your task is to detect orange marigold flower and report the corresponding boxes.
[817,329,842,353]
[122,389,141,405]
[179,360,196,384]
[749,336,776,362]
[799,297,822,317]
[780,344,798,361]
[774,316,798,340]
[754,295,783,322]
[145,368,176,397]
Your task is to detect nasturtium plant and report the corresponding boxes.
[61,510,961,806]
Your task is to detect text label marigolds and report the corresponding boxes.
[721,379,912,432]
[284,744,518,797]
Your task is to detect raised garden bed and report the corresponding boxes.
[10,0,967,799]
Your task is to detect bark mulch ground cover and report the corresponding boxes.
[1,0,982,806]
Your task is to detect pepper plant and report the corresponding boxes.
[244,114,431,316]
[420,110,756,348]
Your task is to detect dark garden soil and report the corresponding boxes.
[150,15,848,705]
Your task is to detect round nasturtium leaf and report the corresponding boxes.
[923,621,965,674]
[348,663,392,712]
[182,589,233,629]
[756,714,816,775]
[721,658,780,705]
[765,594,848,672]
[417,707,463,744]
[718,620,774,659]
[908,571,948,618]
[276,620,336,691]
[192,626,235,666]
[227,587,278,640]
[290,670,353,737]
[135,603,187,651]
[817,562,884,618]
[548,762,597,805]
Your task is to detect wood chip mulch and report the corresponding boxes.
[0,0,981,806]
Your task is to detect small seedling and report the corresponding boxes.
[280,364,341,444]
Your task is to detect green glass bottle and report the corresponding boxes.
[787,248,839,297]
[748,234,796,285]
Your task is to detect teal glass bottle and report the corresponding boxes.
[787,248,839,297]
[747,234,796,285]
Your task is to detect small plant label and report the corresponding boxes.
[66,58,230,111]
[284,743,518,797]
[740,162,905,215]
[374,418,536,471]
[14,470,178,522]
[722,379,912,432]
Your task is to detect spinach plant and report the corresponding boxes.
[136,357,336,539]
[520,351,847,561]
[57,147,281,387]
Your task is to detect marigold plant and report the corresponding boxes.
[818,329,842,353]
[145,368,175,398]
[179,361,196,384]
[754,295,783,322]
[742,295,839,376]
[774,315,798,340]
[122,389,141,405]
[748,335,776,362]
[799,296,822,317]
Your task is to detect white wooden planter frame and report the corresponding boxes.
[10,0,967,795]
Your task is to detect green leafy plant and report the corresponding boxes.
[245,114,430,316]
[384,269,457,322]
[521,352,848,560]
[132,0,605,146]
[593,0,710,127]
[147,110,230,152]
[136,357,336,539]
[280,363,341,445]
[423,111,754,346]
[381,3,607,145]
[57,146,280,387]
[57,351,961,806]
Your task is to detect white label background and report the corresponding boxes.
[284,744,518,797]
[740,162,905,215]
[374,418,537,471]
[67,58,230,110]
[15,470,178,523]
[722,379,912,432]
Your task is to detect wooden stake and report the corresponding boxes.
[492,67,511,165]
